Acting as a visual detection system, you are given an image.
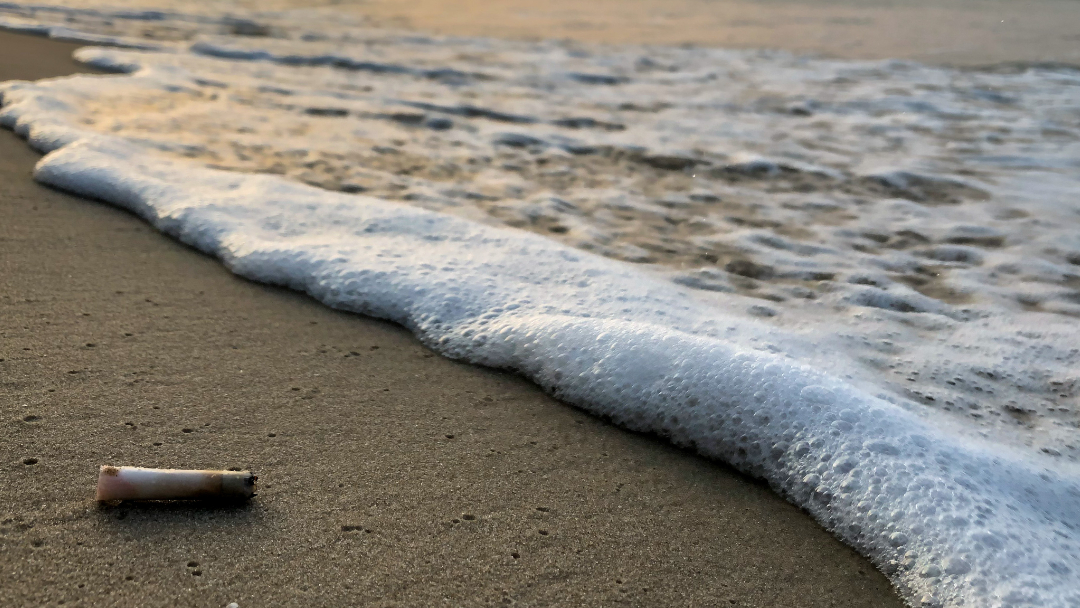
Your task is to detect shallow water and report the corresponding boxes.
[2,3,1079,607]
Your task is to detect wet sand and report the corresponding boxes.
[0,31,908,607]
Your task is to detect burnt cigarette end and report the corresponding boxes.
[221,471,258,498]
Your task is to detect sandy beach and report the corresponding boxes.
[0,30,908,607]
[4,0,1080,602]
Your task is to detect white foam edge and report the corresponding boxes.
[0,16,162,50]
[3,69,1080,608]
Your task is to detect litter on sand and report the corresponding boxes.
[95,465,257,501]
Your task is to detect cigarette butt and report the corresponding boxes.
[96,466,257,501]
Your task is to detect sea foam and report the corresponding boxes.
[2,3,1080,606]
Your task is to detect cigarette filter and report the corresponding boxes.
[96,466,257,501]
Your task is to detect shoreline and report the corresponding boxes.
[0,30,906,607]
[351,0,1080,67]
[5,0,1080,67]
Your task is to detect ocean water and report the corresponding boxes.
[2,3,1079,606]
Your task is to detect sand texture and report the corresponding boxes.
[0,31,908,607]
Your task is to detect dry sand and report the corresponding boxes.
[0,31,907,607]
